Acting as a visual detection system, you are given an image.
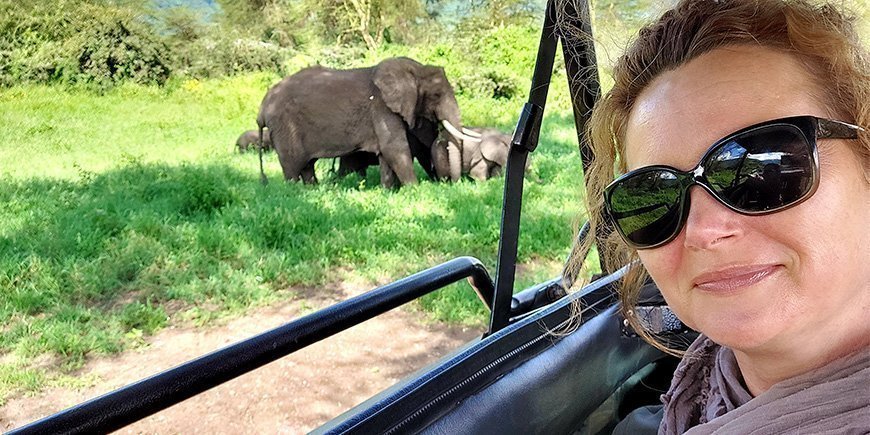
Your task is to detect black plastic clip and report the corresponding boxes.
[511,103,544,153]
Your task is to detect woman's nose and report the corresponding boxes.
[682,187,744,251]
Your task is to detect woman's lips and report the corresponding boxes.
[692,264,781,293]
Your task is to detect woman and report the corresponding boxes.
[568,0,869,433]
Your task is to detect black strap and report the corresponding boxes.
[557,0,609,273]
[489,0,559,334]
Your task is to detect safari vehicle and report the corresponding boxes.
[9,1,694,433]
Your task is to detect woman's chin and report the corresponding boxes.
[686,272,795,350]
[692,304,785,352]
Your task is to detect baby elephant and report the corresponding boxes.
[236,129,272,153]
[458,128,527,181]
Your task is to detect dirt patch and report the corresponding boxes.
[0,283,482,434]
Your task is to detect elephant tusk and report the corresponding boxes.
[462,127,482,138]
[442,120,482,143]
[441,119,463,138]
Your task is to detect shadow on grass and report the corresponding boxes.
[0,151,577,367]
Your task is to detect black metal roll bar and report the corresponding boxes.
[489,0,558,334]
[8,257,494,435]
[489,0,600,333]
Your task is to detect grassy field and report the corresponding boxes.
[0,70,595,402]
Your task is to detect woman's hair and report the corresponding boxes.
[562,0,868,352]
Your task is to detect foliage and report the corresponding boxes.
[0,1,172,89]
[178,32,288,78]
[216,0,432,51]
[452,23,539,100]
[215,0,271,37]
[453,0,543,28]
[593,0,665,29]
[322,0,427,51]
[157,5,208,42]
[259,0,329,47]
[214,0,323,48]
[3,0,864,89]
[155,3,290,79]
[0,0,649,92]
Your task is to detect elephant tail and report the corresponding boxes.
[258,124,268,186]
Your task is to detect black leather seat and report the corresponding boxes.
[314,270,684,434]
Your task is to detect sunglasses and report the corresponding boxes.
[604,115,862,249]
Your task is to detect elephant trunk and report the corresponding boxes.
[447,138,462,182]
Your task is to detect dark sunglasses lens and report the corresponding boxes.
[609,170,683,247]
[705,125,814,212]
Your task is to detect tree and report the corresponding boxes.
[159,6,208,43]
[216,0,268,32]
[323,0,426,51]
[453,0,543,29]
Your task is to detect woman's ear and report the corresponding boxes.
[373,58,418,127]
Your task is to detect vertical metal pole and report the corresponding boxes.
[489,0,559,334]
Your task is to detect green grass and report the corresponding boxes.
[0,73,593,403]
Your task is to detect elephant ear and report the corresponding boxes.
[373,58,419,127]
[481,135,510,166]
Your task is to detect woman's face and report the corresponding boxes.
[624,45,870,354]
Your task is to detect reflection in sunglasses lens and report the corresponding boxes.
[610,171,682,246]
[707,126,812,212]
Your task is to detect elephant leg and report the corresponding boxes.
[301,159,317,184]
[375,117,417,186]
[339,152,376,177]
[378,155,398,189]
[469,161,489,182]
[275,147,311,182]
[337,157,353,176]
[360,151,379,176]
[379,150,416,186]
[408,134,436,180]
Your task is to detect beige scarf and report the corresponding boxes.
[659,335,870,435]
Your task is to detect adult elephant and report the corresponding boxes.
[256,57,478,187]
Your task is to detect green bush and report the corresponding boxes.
[457,23,537,99]
[74,16,172,88]
[0,1,551,90]
[0,2,172,89]
[454,68,520,99]
[176,165,239,216]
[175,33,287,78]
[6,40,75,85]
[157,3,290,79]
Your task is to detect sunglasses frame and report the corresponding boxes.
[604,115,863,249]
